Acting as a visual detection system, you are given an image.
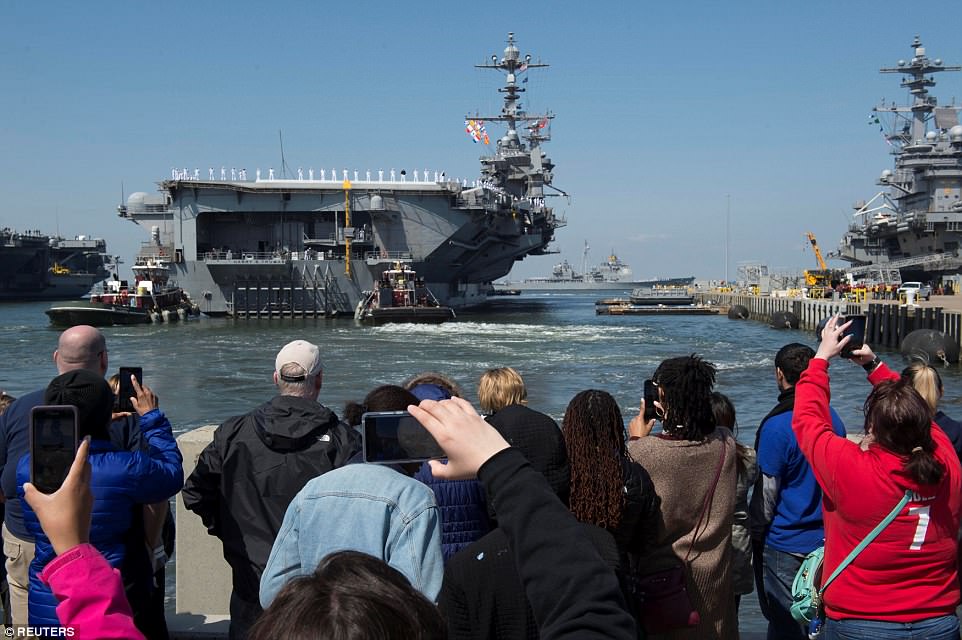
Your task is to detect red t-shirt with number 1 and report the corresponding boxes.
[793,358,962,622]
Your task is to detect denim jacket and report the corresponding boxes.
[259,463,443,608]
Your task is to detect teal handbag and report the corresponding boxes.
[790,491,911,627]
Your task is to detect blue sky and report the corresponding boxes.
[2,1,960,281]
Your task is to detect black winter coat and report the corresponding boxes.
[182,395,360,603]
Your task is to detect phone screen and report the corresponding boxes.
[117,367,143,413]
[643,380,659,422]
[362,411,445,464]
[840,315,866,358]
[30,405,79,494]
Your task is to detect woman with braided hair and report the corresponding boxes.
[562,389,657,556]
[627,355,738,639]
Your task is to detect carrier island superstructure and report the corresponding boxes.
[117,33,563,316]
[836,37,962,282]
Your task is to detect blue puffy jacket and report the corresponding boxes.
[18,408,183,627]
[414,462,492,561]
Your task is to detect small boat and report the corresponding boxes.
[46,256,199,327]
[354,263,455,325]
[629,286,695,306]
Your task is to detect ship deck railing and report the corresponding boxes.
[203,250,396,264]
[203,251,288,264]
[364,251,414,264]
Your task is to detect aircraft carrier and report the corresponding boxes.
[836,37,962,283]
[0,229,111,300]
[117,33,564,316]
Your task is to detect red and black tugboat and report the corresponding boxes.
[45,256,199,327]
[354,263,455,325]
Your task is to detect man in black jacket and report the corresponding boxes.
[182,340,360,640]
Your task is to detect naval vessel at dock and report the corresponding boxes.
[0,229,112,301]
[836,37,962,283]
[118,33,563,317]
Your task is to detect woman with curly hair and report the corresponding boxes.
[562,389,656,556]
[627,355,737,639]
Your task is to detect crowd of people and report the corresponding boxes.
[0,320,961,639]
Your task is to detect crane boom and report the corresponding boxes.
[806,232,828,271]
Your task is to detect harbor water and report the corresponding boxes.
[3,292,961,634]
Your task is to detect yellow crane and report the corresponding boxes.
[806,232,828,271]
[804,232,846,297]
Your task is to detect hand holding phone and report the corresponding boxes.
[117,367,143,414]
[362,411,446,464]
[30,405,79,495]
[643,380,659,422]
[24,437,93,555]
[407,397,510,480]
[840,315,866,359]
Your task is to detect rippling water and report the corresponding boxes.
[6,294,960,434]
[3,293,961,632]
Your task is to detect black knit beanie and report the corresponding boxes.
[44,369,113,440]
[486,404,571,505]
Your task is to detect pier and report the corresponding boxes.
[696,292,962,354]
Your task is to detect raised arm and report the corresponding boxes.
[792,316,869,501]
[411,398,636,640]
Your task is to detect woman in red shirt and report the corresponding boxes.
[793,315,961,640]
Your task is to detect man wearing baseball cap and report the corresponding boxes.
[183,340,359,640]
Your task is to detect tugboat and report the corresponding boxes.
[45,256,199,327]
[354,263,456,325]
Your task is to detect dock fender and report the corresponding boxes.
[727,304,749,320]
[771,310,800,330]
[900,329,960,365]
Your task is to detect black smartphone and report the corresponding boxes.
[840,315,866,359]
[643,379,659,422]
[30,405,79,494]
[362,411,446,464]
[117,367,143,413]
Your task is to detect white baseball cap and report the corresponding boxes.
[275,340,323,381]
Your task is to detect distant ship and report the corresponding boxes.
[493,244,694,291]
[117,33,563,316]
[836,37,962,283]
[0,229,112,301]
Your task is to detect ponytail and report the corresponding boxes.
[902,362,942,417]
[906,444,945,486]
[865,378,946,486]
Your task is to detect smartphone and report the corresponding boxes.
[643,379,659,422]
[30,405,79,494]
[840,315,866,359]
[117,367,143,413]
[362,411,446,464]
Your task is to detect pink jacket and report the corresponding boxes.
[39,543,145,640]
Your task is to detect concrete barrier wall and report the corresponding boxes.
[175,426,231,616]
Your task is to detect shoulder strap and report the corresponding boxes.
[821,490,912,593]
[684,436,727,563]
